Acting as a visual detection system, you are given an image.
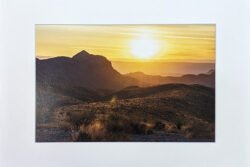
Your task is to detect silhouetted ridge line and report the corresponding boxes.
[36,50,143,90]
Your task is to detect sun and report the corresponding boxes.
[130,33,159,59]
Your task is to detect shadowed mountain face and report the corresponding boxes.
[36,50,141,90]
[126,69,215,88]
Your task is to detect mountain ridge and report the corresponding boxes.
[36,50,143,90]
[36,50,215,91]
[126,70,215,88]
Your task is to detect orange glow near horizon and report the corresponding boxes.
[36,25,215,63]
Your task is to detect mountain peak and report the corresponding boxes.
[71,50,113,72]
[78,50,90,55]
[72,50,91,58]
[72,50,108,62]
[37,50,139,90]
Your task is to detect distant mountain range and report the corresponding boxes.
[36,50,215,91]
[112,61,215,76]
[126,69,215,88]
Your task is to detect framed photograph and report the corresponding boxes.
[35,24,215,142]
[1,0,249,166]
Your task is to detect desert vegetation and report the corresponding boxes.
[36,83,215,142]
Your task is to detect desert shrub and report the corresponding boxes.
[105,113,147,135]
[79,120,106,140]
[153,121,165,130]
[176,122,182,130]
[175,120,187,130]
[128,122,146,134]
[68,110,96,129]
[105,113,130,133]
[70,120,106,141]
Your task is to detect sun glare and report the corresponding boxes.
[130,32,159,59]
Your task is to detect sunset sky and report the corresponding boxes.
[36,25,215,63]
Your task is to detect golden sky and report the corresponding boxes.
[36,25,215,62]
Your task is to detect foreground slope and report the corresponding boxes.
[36,84,215,142]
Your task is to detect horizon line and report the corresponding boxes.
[36,55,215,63]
